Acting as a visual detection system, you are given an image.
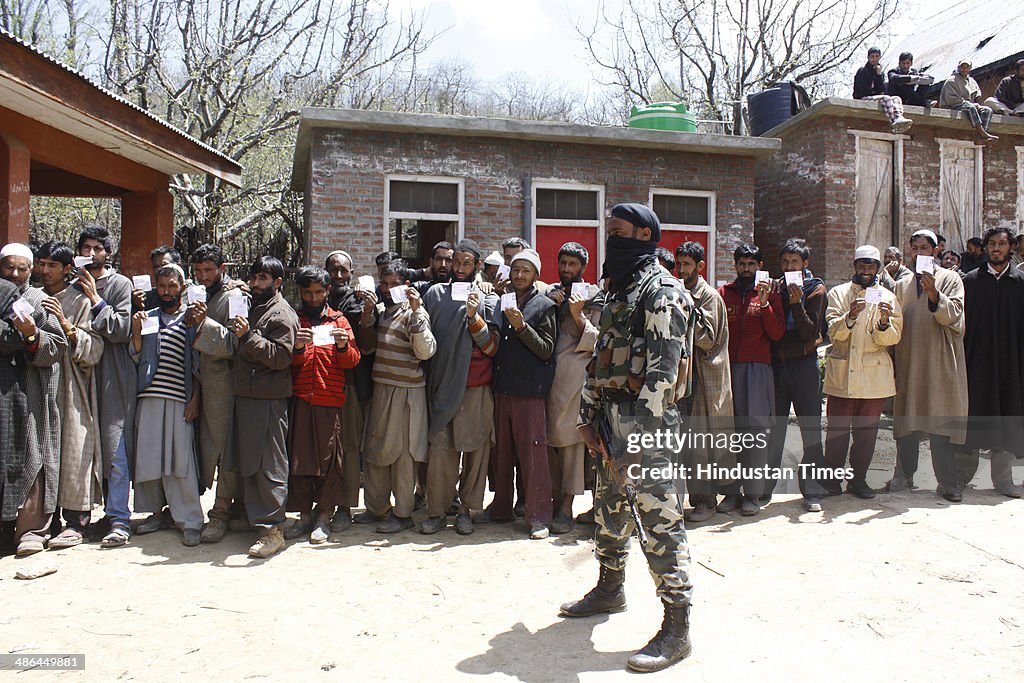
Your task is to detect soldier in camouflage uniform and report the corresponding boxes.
[559,203,694,674]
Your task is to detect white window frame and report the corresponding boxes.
[529,180,605,277]
[937,138,983,248]
[383,174,465,253]
[851,129,907,246]
[649,187,717,282]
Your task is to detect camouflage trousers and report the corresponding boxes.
[594,400,693,606]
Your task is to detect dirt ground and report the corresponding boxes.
[2,432,1024,681]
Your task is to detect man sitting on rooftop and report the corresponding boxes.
[940,59,998,143]
[854,46,913,133]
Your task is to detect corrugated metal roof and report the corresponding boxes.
[884,1,1024,78]
[0,26,237,168]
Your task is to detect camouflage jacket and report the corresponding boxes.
[580,262,691,423]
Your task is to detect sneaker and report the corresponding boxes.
[419,516,446,535]
[530,523,550,540]
[377,513,414,534]
[550,511,573,534]
[309,519,330,544]
[716,494,741,513]
[182,529,201,547]
[200,518,228,544]
[283,513,313,540]
[740,496,761,516]
[803,497,823,513]
[330,507,353,532]
[846,479,876,500]
[891,117,913,133]
[135,512,166,535]
[353,510,386,525]
[454,513,474,536]
[248,528,285,559]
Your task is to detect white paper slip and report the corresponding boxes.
[186,284,207,303]
[228,297,249,319]
[716,280,729,289]
[73,256,93,268]
[571,282,591,299]
[755,270,771,284]
[389,285,408,303]
[916,255,935,274]
[12,299,33,320]
[500,293,517,311]
[496,264,511,280]
[864,287,883,305]
[356,275,375,291]
[140,316,160,336]
[132,275,152,291]
[784,271,804,287]
[451,282,471,302]
[312,324,335,347]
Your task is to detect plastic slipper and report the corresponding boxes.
[100,528,130,548]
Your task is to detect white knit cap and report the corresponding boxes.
[911,229,938,246]
[510,248,542,276]
[0,243,33,264]
[484,251,503,266]
[854,245,881,264]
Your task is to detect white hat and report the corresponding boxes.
[911,229,938,246]
[510,248,542,276]
[0,243,33,264]
[484,251,503,266]
[854,245,881,264]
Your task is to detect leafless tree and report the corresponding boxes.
[578,0,900,132]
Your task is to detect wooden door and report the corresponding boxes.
[856,137,895,251]
[941,144,978,251]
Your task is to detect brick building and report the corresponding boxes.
[291,109,779,285]
[754,97,1024,286]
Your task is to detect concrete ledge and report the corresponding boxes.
[290,108,781,191]
[762,96,1024,139]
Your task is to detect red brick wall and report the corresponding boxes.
[305,128,758,281]
[756,112,1024,287]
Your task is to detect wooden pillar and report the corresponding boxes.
[121,186,173,277]
[0,133,31,245]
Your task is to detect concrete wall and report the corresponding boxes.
[305,128,759,279]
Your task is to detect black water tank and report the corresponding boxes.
[747,82,811,136]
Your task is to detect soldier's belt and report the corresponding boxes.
[599,388,637,403]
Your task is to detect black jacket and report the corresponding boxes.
[887,68,930,106]
[995,75,1024,109]
[854,62,885,99]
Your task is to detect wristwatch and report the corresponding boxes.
[24,333,38,344]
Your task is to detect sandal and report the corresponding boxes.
[100,527,130,548]
[15,539,45,557]
[48,528,85,550]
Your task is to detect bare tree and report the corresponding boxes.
[578,0,900,132]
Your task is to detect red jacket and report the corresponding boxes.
[291,306,361,407]
[719,281,786,364]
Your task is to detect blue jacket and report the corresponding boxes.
[134,307,197,401]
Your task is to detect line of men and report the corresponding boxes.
[669,227,1024,523]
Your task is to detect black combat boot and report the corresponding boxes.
[626,602,692,672]
[558,565,626,617]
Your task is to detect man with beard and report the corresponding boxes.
[823,246,902,498]
[188,244,251,543]
[37,241,104,549]
[765,239,828,511]
[285,266,360,544]
[226,256,299,558]
[955,228,1024,496]
[487,249,557,539]
[559,204,694,673]
[421,239,500,536]
[360,259,436,533]
[961,237,986,274]
[405,241,455,295]
[887,230,968,501]
[0,244,66,556]
[129,264,204,546]
[544,242,600,534]
[131,245,183,312]
[325,249,376,532]
[674,242,734,522]
[75,224,136,548]
[718,244,785,515]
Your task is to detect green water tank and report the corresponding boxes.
[628,102,698,132]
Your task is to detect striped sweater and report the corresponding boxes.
[365,303,436,388]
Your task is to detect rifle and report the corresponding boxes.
[588,412,648,547]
